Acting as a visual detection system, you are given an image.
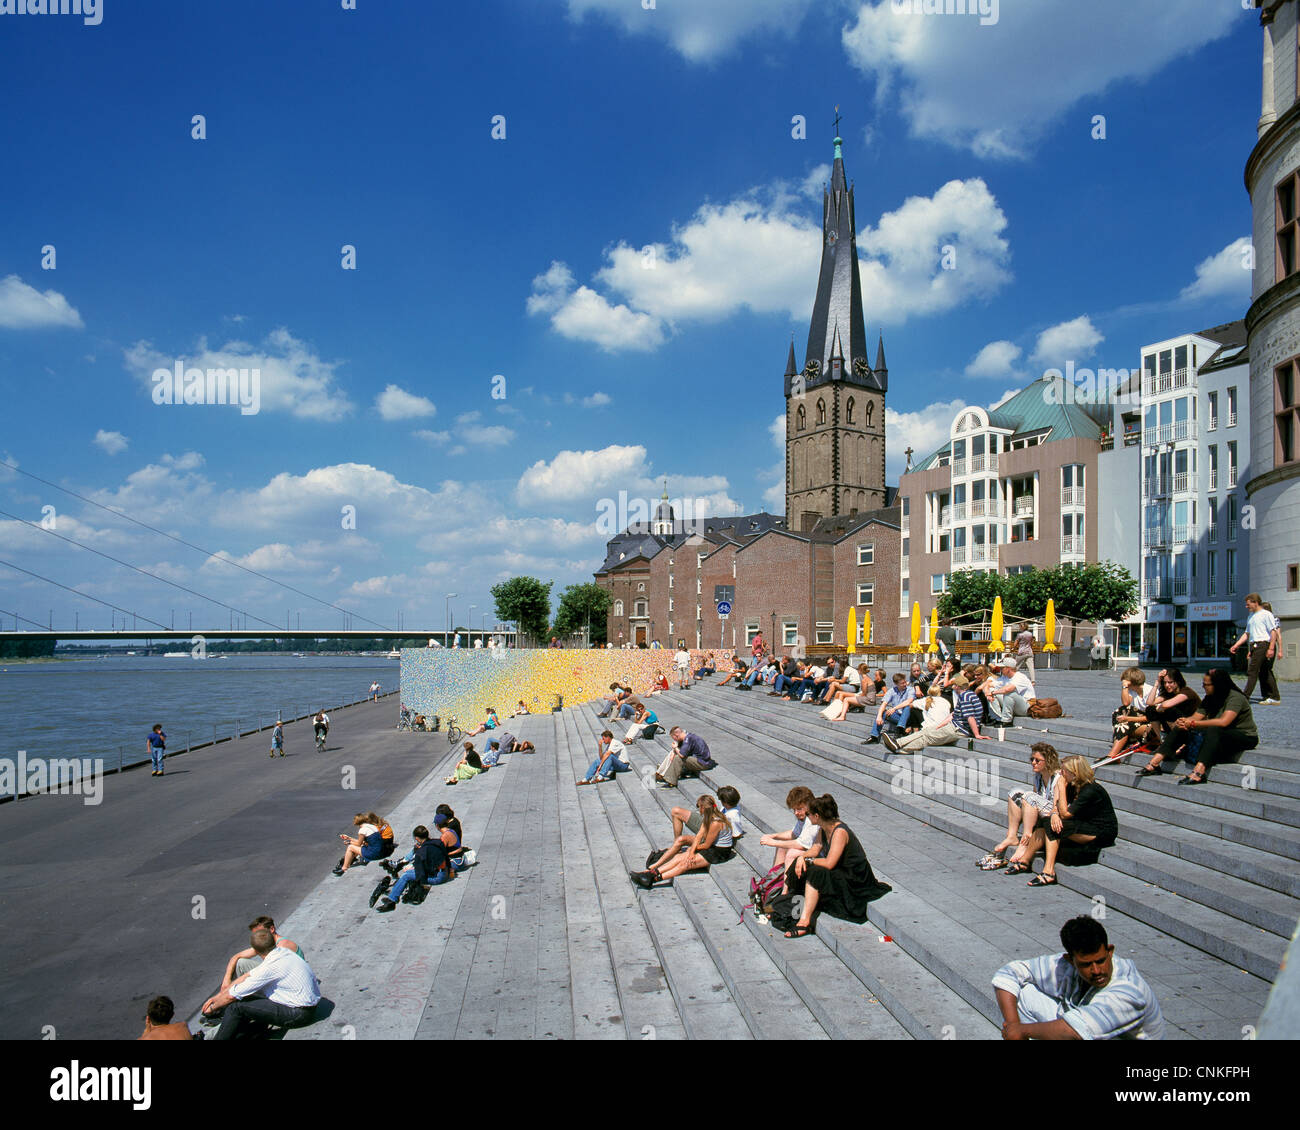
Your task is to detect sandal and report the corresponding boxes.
[784,924,814,939]
[1136,765,1160,778]
[974,851,1005,869]
[575,778,591,786]
[979,856,1009,871]
[1005,862,1031,875]
[1028,872,1058,887]
[1177,773,1206,786]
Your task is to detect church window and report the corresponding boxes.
[796,405,806,432]
[817,399,826,426]
[846,397,855,424]
[865,401,873,428]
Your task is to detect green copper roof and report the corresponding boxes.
[910,375,1109,472]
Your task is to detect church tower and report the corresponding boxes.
[785,128,888,532]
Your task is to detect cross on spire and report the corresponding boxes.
[833,105,842,137]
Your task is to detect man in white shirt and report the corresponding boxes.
[202,928,321,1039]
[674,647,692,689]
[982,662,1037,726]
[1230,593,1282,704]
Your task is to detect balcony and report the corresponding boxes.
[1143,476,1168,498]
[951,545,968,565]
[951,458,968,477]
[1228,468,1238,488]
[1144,582,1172,603]
[967,499,1003,518]
[1141,368,1191,396]
[1207,416,1218,433]
[952,502,968,521]
[940,505,951,526]
[970,453,999,473]
[1172,471,1190,493]
[1013,495,1035,518]
[1061,486,1086,507]
[1172,578,1190,597]
[1061,535,1085,556]
[1208,523,1218,543]
[1208,471,1218,491]
[1143,420,1198,447]
[1228,411,1237,427]
[971,543,997,563]
[1171,524,1193,545]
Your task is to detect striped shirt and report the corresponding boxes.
[992,953,1164,1040]
[951,690,983,736]
[230,946,321,1008]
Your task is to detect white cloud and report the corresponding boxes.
[516,445,650,505]
[375,384,436,420]
[1180,237,1254,304]
[415,429,450,444]
[584,391,612,407]
[888,398,967,479]
[843,0,1239,159]
[565,0,824,62]
[530,176,1009,350]
[965,340,1021,379]
[124,327,353,420]
[800,163,832,198]
[760,413,786,511]
[0,275,84,330]
[1031,315,1104,367]
[93,429,129,455]
[857,178,1011,324]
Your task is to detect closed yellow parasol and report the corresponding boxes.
[990,596,1004,660]
[861,609,871,654]
[910,601,922,653]
[928,606,939,653]
[1044,599,1057,651]
[847,606,858,656]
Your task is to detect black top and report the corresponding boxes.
[1067,783,1118,839]
[412,838,449,884]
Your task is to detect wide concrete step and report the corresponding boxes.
[614,711,1235,1037]
[664,694,1288,983]
[694,688,1300,861]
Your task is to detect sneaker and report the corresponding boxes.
[375,897,397,913]
[1260,698,1281,706]
[881,732,902,755]
[332,865,344,876]
[369,877,392,908]
[861,736,880,745]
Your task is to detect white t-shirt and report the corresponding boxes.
[723,806,744,837]
[997,671,1036,700]
[604,739,627,758]
[675,650,690,669]
[1247,609,1276,642]
[357,823,378,839]
[1123,682,1155,707]
[793,816,819,850]
[921,695,953,726]
[844,665,862,687]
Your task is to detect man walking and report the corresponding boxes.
[1230,593,1282,704]
[1014,622,1036,684]
[935,618,958,665]
[270,720,284,758]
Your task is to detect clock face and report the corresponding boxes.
[853,357,870,377]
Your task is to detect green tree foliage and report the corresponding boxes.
[1049,562,1140,644]
[1004,567,1057,621]
[936,569,1008,622]
[551,582,612,645]
[491,576,553,640]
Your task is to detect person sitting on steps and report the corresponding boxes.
[629,795,734,888]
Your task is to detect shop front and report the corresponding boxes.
[1188,601,1241,663]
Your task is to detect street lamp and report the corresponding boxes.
[445,593,457,646]
[470,604,477,646]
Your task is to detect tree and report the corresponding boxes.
[551,582,612,645]
[937,569,1008,622]
[491,576,553,642]
[1050,562,1140,645]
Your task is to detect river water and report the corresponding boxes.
[0,654,398,782]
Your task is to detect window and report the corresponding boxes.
[1175,344,1187,371]
[1228,495,1238,541]
[931,574,946,595]
[1208,505,1218,543]
[857,543,874,566]
[796,404,806,431]
[783,621,799,647]
[1208,445,1218,491]
[1289,565,1299,592]
[1207,550,1217,597]
[614,600,624,616]
[745,621,760,645]
[696,577,702,594]
[1227,441,1238,487]
[846,397,855,424]
[902,536,910,558]
[816,399,826,426]
[1226,549,1237,594]
[634,600,648,617]
[1278,360,1300,466]
[815,623,834,644]
[668,574,673,588]
[1207,391,1218,431]
[865,401,873,428]
[1280,172,1300,281]
[1227,386,1238,427]
[857,583,874,605]
[637,582,645,592]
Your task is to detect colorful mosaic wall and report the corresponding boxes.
[398,648,729,728]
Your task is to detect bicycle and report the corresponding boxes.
[315,726,328,753]
[443,715,462,745]
[396,714,412,732]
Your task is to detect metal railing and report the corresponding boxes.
[1061,486,1086,507]
[1144,420,1197,446]
[1013,495,1034,517]
[951,545,968,564]
[951,458,968,477]
[1141,368,1190,396]
[1061,535,1085,555]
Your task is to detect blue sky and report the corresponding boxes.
[0,0,1265,634]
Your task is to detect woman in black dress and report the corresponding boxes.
[1030,755,1118,886]
[782,794,891,938]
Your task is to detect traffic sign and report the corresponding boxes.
[716,600,732,617]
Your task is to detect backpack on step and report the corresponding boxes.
[748,863,786,914]
[1028,698,1063,719]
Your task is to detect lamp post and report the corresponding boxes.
[445,593,457,647]
[470,604,477,646]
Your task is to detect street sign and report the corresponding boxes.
[716,600,732,618]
